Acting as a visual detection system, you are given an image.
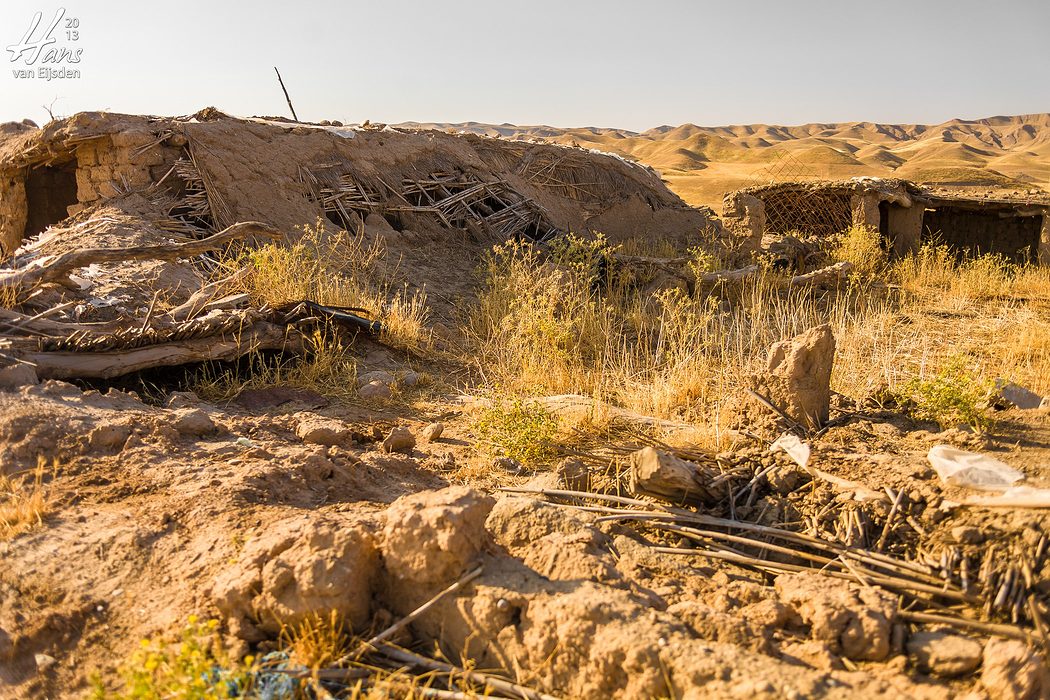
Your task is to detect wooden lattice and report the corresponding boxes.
[762,188,854,237]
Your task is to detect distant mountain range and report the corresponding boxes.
[398,114,1050,210]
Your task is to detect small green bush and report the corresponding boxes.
[893,356,995,432]
[474,399,559,466]
[93,617,251,700]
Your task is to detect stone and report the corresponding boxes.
[981,638,1045,700]
[34,653,56,671]
[950,525,985,545]
[295,416,354,446]
[381,486,494,586]
[419,422,444,442]
[88,422,132,451]
[759,324,835,430]
[993,380,1044,410]
[495,456,524,474]
[400,370,422,387]
[0,363,38,390]
[357,370,395,388]
[774,571,897,661]
[171,407,216,437]
[210,515,377,639]
[906,630,983,677]
[381,426,416,454]
[555,457,590,492]
[358,380,392,400]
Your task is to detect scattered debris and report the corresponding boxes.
[927,445,1025,490]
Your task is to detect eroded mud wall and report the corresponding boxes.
[923,206,1042,263]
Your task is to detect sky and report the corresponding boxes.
[2,0,1049,131]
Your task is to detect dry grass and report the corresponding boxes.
[463,235,1050,437]
[0,457,54,539]
[192,219,433,401]
[829,225,887,279]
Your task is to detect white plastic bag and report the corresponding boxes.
[927,445,1025,491]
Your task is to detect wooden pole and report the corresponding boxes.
[274,66,299,122]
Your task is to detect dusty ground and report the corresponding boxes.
[2,329,1049,698]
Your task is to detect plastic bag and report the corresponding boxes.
[927,445,1025,491]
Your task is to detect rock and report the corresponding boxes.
[759,324,835,430]
[358,380,392,400]
[907,630,983,677]
[0,363,38,390]
[495,456,524,474]
[419,422,444,442]
[400,370,422,387]
[171,407,216,437]
[981,638,1045,700]
[555,457,590,492]
[487,495,599,551]
[34,653,56,671]
[381,426,415,454]
[629,446,723,507]
[210,515,377,639]
[164,390,200,409]
[357,370,395,387]
[0,627,11,660]
[380,486,494,587]
[88,422,132,451]
[296,416,354,446]
[993,380,1044,410]
[950,525,985,545]
[774,571,897,661]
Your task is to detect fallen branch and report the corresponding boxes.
[789,261,853,288]
[0,221,281,296]
[22,321,293,379]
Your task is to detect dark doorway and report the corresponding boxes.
[922,206,1041,263]
[23,161,78,240]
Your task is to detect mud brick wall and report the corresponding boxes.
[70,131,183,215]
[0,171,28,258]
[923,206,1042,263]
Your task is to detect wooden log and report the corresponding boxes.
[628,446,726,508]
[21,321,293,379]
[698,264,760,284]
[0,222,281,296]
[789,261,853,288]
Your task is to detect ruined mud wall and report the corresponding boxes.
[923,206,1043,263]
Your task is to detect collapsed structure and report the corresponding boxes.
[723,177,1050,264]
[0,110,717,378]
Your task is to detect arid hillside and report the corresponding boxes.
[400,114,1050,210]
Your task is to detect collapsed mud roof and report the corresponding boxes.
[724,177,1050,264]
[0,109,716,380]
[0,108,714,255]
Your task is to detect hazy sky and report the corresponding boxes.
[3,0,1049,131]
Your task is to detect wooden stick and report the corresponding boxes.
[900,610,1036,643]
[274,67,299,122]
[376,644,561,700]
[354,566,483,658]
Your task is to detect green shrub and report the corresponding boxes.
[474,399,559,466]
[93,617,251,700]
[893,356,995,432]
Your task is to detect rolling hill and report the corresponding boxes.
[398,114,1050,210]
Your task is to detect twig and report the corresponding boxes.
[899,611,1036,643]
[274,67,299,122]
[364,566,483,651]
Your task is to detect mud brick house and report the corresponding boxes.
[723,177,1050,264]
